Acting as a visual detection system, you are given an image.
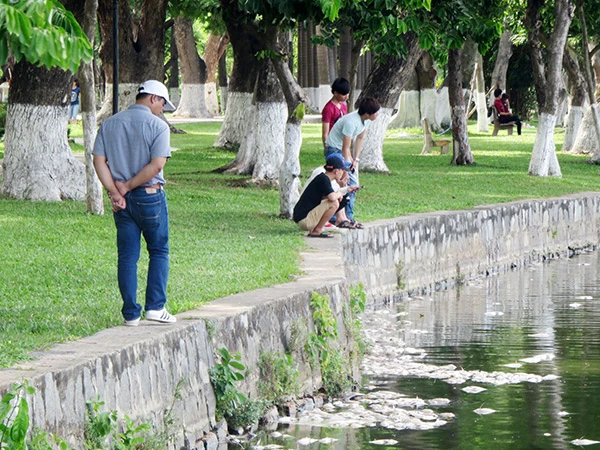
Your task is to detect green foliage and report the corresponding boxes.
[84,399,118,449]
[258,352,300,403]
[83,397,168,449]
[0,0,93,73]
[209,347,265,429]
[0,381,34,450]
[306,292,353,397]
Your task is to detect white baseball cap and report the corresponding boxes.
[138,80,176,112]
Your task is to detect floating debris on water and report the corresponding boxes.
[462,386,487,394]
[519,353,555,364]
[473,408,496,415]
[370,439,399,446]
[570,438,600,446]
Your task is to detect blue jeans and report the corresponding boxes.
[324,146,358,220]
[114,188,169,320]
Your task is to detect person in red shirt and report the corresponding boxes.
[494,88,522,135]
[322,78,351,149]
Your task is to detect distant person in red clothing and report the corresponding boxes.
[322,78,351,149]
[494,88,521,135]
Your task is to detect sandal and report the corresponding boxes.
[336,220,355,229]
[350,219,364,229]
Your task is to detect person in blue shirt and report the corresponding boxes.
[93,80,178,327]
[324,97,380,226]
[69,79,80,124]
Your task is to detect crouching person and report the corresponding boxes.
[293,154,350,238]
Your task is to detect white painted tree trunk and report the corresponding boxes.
[220,86,228,113]
[174,84,212,118]
[360,106,392,173]
[578,103,600,160]
[83,105,103,213]
[214,92,252,148]
[563,105,585,153]
[435,87,451,129]
[97,83,139,123]
[1,104,85,200]
[420,88,438,130]
[279,122,302,218]
[317,84,330,112]
[251,102,287,181]
[169,87,180,109]
[205,81,219,116]
[528,113,562,177]
[476,91,489,132]
[389,90,420,128]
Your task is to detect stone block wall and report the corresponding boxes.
[344,193,600,302]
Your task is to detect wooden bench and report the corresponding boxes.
[420,118,450,155]
[491,105,515,136]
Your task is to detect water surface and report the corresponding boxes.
[252,251,600,449]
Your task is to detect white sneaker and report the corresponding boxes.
[125,318,140,327]
[146,308,177,323]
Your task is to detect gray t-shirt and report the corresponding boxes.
[324,110,369,151]
[93,104,171,186]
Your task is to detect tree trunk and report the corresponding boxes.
[96,0,169,120]
[562,47,588,152]
[475,53,489,132]
[489,30,513,105]
[270,34,310,218]
[577,2,600,163]
[526,0,574,176]
[218,52,228,113]
[339,26,352,81]
[417,51,438,129]
[356,33,422,172]
[204,33,230,116]
[78,0,103,214]
[173,16,211,118]
[1,62,85,200]
[316,26,330,111]
[166,26,180,109]
[448,48,474,165]
[214,1,262,149]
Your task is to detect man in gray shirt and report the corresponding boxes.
[93,80,177,327]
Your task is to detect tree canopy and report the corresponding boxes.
[0,0,92,73]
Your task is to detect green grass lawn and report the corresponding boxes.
[0,119,597,368]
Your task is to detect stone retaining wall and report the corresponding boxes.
[344,193,600,302]
[1,193,600,447]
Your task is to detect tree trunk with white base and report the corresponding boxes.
[355,32,422,172]
[215,93,252,149]
[448,48,474,165]
[1,62,85,201]
[249,102,287,181]
[525,0,573,177]
[562,46,587,152]
[215,3,262,149]
[77,0,103,214]
[204,33,229,116]
[96,83,140,122]
[570,106,599,154]
[475,53,489,132]
[224,59,286,180]
[565,106,586,153]
[176,84,211,118]
[389,70,419,129]
[96,0,168,121]
[173,16,212,118]
[529,113,562,176]
[279,120,302,218]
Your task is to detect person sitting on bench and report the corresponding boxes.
[494,88,522,135]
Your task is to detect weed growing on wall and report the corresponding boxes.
[306,292,354,396]
[210,347,265,431]
[345,284,369,360]
[1,381,34,449]
[258,352,300,404]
